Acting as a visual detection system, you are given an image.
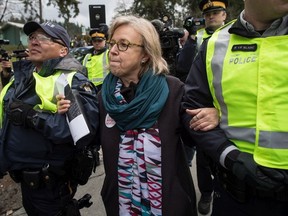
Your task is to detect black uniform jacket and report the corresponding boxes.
[0,54,99,172]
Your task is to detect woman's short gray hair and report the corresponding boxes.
[108,15,169,75]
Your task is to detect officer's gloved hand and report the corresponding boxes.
[7,100,36,128]
[232,152,284,190]
[62,199,81,216]
[258,166,288,185]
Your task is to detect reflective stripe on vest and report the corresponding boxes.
[0,71,75,127]
[196,28,210,50]
[82,50,109,86]
[206,20,288,169]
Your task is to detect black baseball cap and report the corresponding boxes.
[24,21,70,48]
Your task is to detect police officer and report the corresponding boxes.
[82,23,109,91]
[176,0,228,81]
[0,21,99,215]
[183,0,288,215]
[178,1,228,214]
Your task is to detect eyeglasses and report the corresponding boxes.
[107,39,144,52]
[28,33,65,47]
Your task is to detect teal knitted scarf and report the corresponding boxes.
[101,69,169,131]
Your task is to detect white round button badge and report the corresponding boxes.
[105,114,116,128]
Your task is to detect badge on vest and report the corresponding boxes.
[232,44,257,52]
[105,114,116,128]
[81,83,93,93]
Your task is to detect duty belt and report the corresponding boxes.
[216,166,288,203]
[9,164,66,189]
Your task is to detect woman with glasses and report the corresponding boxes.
[99,15,197,216]
[57,14,219,216]
[58,15,198,215]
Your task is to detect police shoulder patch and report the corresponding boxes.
[81,82,93,92]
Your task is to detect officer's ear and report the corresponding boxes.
[222,10,227,20]
[59,47,68,57]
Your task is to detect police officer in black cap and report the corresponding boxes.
[176,1,228,215]
[81,24,109,167]
[177,0,228,81]
[199,0,228,32]
[82,23,109,91]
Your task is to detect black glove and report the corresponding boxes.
[7,100,36,127]
[60,199,81,216]
[183,17,198,35]
[69,150,95,185]
[232,152,285,191]
[258,166,288,185]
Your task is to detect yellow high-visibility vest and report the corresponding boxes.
[82,50,109,87]
[0,71,75,127]
[206,21,288,169]
[196,28,211,50]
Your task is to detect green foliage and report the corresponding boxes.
[7,17,26,24]
[0,0,84,39]
[47,0,80,26]
[129,0,182,21]
[42,20,85,40]
[122,0,244,27]
[21,0,41,20]
[17,0,80,26]
[226,0,245,21]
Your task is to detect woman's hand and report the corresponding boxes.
[56,94,71,114]
[186,108,219,131]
